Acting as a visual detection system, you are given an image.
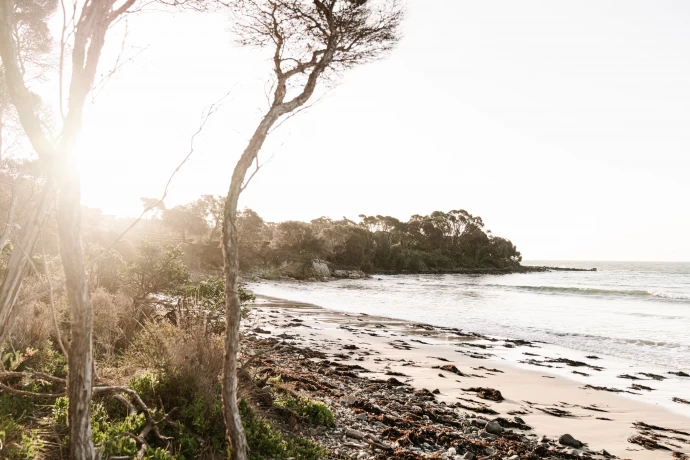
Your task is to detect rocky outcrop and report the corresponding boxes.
[307,260,331,278]
[332,269,367,279]
[250,259,333,280]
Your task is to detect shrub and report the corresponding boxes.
[0,417,45,460]
[273,395,334,427]
[173,277,256,331]
[5,300,56,352]
[51,397,178,459]
[125,321,225,399]
[92,287,156,359]
[128,371,226,457]
[239,399,327,460]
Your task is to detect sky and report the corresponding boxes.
[41,0,690,262]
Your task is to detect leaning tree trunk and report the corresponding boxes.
[0,176,21,252]
[0,185,53,350]
[221,115,276,460]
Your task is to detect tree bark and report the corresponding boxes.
[57,164,95,458]
[221,115,277,460]
[220,22,336,458]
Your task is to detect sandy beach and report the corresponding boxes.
[242,295,690,460]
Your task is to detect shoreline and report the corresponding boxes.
[370,265,597,276]
[244,264,596,283]
[244,294,690,460]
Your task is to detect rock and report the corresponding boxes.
[471,419,487,428]
[463,386,504,401]
[485,421,504,435]
[559,433,583,448]
[357,451,367,459]
[463,453,475,460]
[310,260,331,278]
[333,269,366,279]
[447,447,457,455]
[355,413,367,421]
[340,395,356,406]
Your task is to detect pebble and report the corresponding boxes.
[559,433,584,448]
[485,421,504,435]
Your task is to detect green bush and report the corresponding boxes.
[51,396,178,458]
[0,416,44,460]
[129,372,226,457]
[273,395,334,427]
[239,399,327,460]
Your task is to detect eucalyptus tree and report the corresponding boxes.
[0,0,56,348]
[221,0,403,457]
[0,0,144,456]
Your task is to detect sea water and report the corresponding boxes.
[248,261,690,372]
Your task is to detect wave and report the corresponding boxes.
[497,284,690,302]
[543,330,685,348]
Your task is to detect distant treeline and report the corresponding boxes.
[235,208,522,273]
[0,169,521,274]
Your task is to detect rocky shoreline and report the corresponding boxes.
[240,297,690,460]
[246,262,595,282]
[372,265,596,276]
[243,333,609,460]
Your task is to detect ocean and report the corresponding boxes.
[248,261,690,372]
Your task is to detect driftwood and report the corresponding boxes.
[345,428,392,451]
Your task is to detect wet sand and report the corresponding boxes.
[247,295,690,459]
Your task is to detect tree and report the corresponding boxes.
[141,196,166,236]
[199,194,225,241]
[0,0,56,349]
[162,202,209,243]
[128,241,190,301]
[85,243,127,293]
[0,0,141,456]
[0,0,55,162]
[0,158,42,251]
[220,1,402,457]
[237,207,267,267]
[273,220,322,256]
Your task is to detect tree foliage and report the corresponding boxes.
[128,242,190,301]
[234,208,522,272]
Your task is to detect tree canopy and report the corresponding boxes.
[229,207,523,273]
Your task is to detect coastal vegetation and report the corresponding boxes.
[0,0,403,457]
[244,209,522,273]
[0,237,331,459]
[161,200,523,274]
